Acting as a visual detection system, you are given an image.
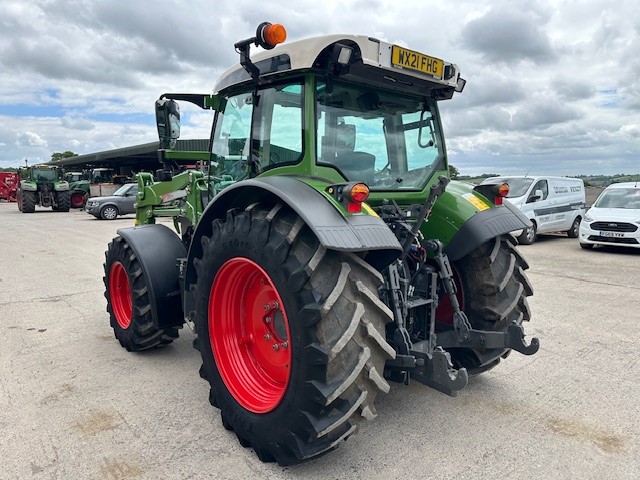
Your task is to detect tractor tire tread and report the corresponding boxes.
[194,203,393,466]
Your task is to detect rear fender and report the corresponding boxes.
[182,176,401,322]
[424,181,532,261]
[116,224,187,329]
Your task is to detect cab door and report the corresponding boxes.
[526,179,552,232]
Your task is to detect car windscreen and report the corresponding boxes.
[113,184,135,196]
[594,188,640,209]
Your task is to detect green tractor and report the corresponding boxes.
[65,171,91,208]
[102,23,539,465]
[17,164,70,213]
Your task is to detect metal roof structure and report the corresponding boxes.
[57,139,209,172]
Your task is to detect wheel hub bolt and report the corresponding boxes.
[272,301,279,309]
[264,304,270,311]
[272,343,280,351]
[281,341,288,349]
[264,316,272,324]
[264,333,271,340]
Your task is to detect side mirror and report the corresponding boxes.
[529,189,544,202]
[156,98,181,149]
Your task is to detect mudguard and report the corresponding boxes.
[444,201,532,261]
[422,181,532,261]
[182,176,402,323]
[116,224,187,329]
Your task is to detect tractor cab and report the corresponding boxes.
[155,26,465,202]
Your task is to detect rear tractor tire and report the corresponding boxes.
[21,191,36,213]
[70,191,87,209]
[55,191,70,212]
[194,204,394,465]
[103,236,179,351]
[445,235,533,374]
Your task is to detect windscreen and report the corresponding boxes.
[595,188,640,209]
[33,168,57,182]
[316,81,444,190]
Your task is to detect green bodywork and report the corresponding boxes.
[134,69,495,253]
[20,165,68,192]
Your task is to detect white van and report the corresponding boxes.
[481,176,586,244]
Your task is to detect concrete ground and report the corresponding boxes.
[1,202,638,480]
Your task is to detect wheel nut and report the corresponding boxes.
[263,334,271,340]
[272,301,279,309]
[264,316,272,324]
[264,304,270,311]
[281,341,288,349]
[272,343,280,351]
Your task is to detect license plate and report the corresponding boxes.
[391,46,444,78]
[599,231,624,237]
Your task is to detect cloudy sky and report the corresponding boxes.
[1,0,638,176]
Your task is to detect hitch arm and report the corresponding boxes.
[436,321,540,355]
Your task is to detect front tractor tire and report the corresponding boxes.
[103,236,179,351]
[195,204,394,465]
[446,235,533,374]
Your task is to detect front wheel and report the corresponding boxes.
[567,217,581,238]
[103,236,179,351]
[100,205,118,220]
[517,223,537,245]
[445,235,533,374]
[195,204,394,465]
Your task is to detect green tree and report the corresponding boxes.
[51,151,78,162]
[449,164,460,179]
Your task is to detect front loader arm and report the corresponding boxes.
[134,170,207,230]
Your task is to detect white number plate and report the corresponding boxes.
[599,231,624,238]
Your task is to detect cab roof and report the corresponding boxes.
[214,34,463,98]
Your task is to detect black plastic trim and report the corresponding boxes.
[444,203,532,261]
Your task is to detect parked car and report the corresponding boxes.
[85,183,138,220]
[481,175,585,244]
[579,182,640,249]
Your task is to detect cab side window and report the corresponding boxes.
[527,180,548,203]
[211,93,253,180]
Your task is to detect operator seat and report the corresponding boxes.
[333,151,375,185]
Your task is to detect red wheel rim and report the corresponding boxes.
[71,193,85,207]
[209,257,291,413]
[109,261,132,329]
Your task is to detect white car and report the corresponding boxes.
[579,182,640,249]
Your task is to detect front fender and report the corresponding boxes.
[20,181,37,192]
[116,224,187,329]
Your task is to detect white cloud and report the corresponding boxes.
[16,131,47,147]
[0,0,638,175]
